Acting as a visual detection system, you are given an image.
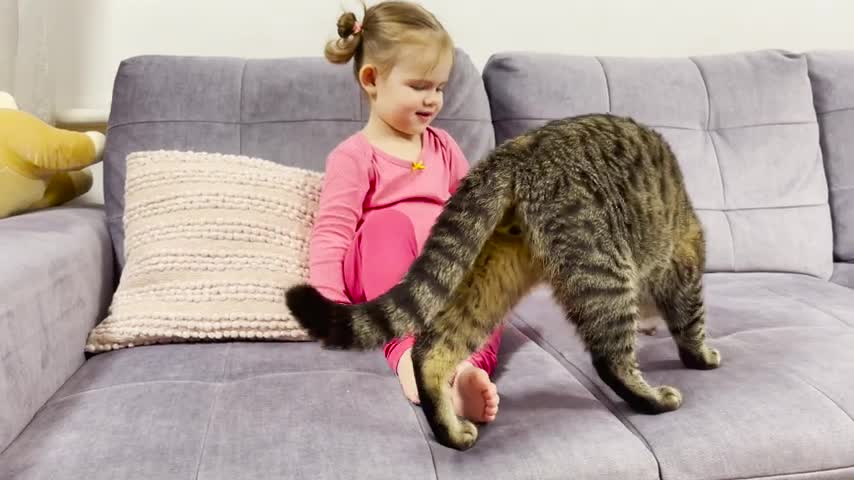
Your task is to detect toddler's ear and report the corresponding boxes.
[359,64,379,99]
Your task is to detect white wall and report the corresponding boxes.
[51,0,854,203]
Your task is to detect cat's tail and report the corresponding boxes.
[286,152,514,350]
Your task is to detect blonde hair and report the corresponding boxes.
[324,1,454,79]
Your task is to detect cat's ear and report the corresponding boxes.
[358,64,379,99]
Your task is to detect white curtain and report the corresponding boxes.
[0,0,16,95]
[0,0,55,122]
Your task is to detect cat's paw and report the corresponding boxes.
[654,385,683,412]
[679,345,721,370]
[446,418,479,451]
[628,385,682,414]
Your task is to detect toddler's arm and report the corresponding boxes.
[441,131,471,194]
[308,150,372,304]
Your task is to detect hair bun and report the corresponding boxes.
[336,12,358,39]
[325,11,361,64]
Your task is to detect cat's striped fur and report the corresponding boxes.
[286,113,721,451]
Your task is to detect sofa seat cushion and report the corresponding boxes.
[1,331,660,480]
[807,51,854,263]
[512,273,854,480]
[0,343,434,480]
[0,207,114,453]
[832,262,854,289]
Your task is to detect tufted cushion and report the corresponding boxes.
[807,51,854,263]
[483,50,833,278]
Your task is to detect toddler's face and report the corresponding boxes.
[373,45,453,138]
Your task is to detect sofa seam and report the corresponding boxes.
[758,286,852,328]
[509,311,664,479]
[489,118,815,131]
[107,118,491,129]
[193,343,231,480]
[690,56,736,272]
[238,59,248,155]
[701,324,845,342]
[816,106,854,116]
[192,386,221,479]
[791,373,854,425]
[695,203,827,213]
[718,464,854,480]
[45,370,391,406]
[595,57,612,112]
[408,404,440,480]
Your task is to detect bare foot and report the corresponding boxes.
[396,350,500,423]
[638,325,658,336]
[638,303,662,336]
[451,361,499,423]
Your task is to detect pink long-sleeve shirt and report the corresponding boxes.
[309,126,470,303]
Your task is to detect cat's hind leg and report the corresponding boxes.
[542,235,683,414]
[652,232,721,370]
[413,229,540,450]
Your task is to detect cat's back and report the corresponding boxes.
[532,113,670,166]
[511,113,680,192]
[510,113,696,269]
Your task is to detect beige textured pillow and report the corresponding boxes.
[86,150,321,352]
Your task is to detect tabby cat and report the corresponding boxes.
[286,113,721,451]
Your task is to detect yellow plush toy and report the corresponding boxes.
[0,91,105,218]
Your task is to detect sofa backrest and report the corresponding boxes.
[807,51,854,264]
[102,49,494,269]
[482,50,833,279]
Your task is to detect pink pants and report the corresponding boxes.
[343,209,503,376]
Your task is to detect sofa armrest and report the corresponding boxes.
[831,262,854,289]
[0,206,115,453]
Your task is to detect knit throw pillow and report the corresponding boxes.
[85,150,321,352]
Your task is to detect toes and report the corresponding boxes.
[455,368,501,424]
[482,383,498,397]
[483,400,498,421]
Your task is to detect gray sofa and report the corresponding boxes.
[1,48,853,480]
